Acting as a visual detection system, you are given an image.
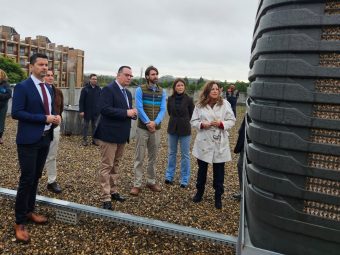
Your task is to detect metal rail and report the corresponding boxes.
[0,187,237,247]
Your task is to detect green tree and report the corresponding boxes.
[0,56,26,83]
[184,77,189,86]
[196,77,205,90]
[160,79,168,88]
[234,80,250,93]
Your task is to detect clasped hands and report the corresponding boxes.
[46,115,62,125]
[201,120,221,129]
[127,108,137,119]
[146,121,156,133]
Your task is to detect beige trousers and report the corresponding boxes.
[45,126,60,184]
[133,127,160,187]
[98,139,125,202]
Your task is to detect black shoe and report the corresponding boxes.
[82,140,88,146]
[215,197,222,209]
[180,184,187,188]
[47,182,62,194]
[111,193,126,202]
[232,193,242,201]
[164,180,173,185]
[192,193,203,203]
[102,201,112,210]
[215,201,222,209]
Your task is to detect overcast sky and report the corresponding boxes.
[2,0,258,81]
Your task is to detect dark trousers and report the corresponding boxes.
[0,103,8,137]
[196,159,225,197]
[82,115,98,141]
[237,149,244,190]
[15,133,52,224]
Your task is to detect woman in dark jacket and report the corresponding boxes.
[164,78,195,188]
[0,69,12,144]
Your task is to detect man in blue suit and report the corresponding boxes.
[94,66,137,210]
[12,53,61,243]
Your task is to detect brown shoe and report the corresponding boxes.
[146,183,162,192]
[130,187,141,196]
[27,213,48,224]
[14,224,30,243]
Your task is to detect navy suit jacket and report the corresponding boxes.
[94,81,133,144]
[12,77,55,144]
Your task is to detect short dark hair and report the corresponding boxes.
[118,66,131,73]
[30,53,48,65]
[89,74,97,79]
[145,66,158,78]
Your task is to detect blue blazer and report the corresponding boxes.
[94,81,133,144]
[12,77,55,144]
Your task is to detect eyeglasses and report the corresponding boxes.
[122,73,133,78]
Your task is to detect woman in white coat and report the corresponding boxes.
[190,81,236,209]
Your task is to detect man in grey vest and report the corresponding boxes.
[130,66,166,196]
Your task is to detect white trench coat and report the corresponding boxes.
[191,100,236,164]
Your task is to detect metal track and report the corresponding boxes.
[0,187,237,247]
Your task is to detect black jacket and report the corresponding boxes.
[0,81,12,109]
[94,81,133,144]
[167,93,194,136]
[79,83,101,120]
[234,117,246,154]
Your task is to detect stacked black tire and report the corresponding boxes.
[247,1,340,254]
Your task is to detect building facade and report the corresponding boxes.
[0,25,84,88]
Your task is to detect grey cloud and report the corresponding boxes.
[2,0,258,81]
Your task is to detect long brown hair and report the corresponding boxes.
[197,81,223,107]
[171,78,186,97]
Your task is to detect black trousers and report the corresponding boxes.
[196,159,225,197]
[82,115,98,141]
[237,149,244,190]
[15,133,51,224]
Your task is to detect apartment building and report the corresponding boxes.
[0,25,84,88]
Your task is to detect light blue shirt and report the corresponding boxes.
[135,85,166,125]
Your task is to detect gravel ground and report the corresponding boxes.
[0,106,245,255]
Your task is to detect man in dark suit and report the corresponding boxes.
[94,66,137,210]
[79,73,101,146]
[11,53,61,243]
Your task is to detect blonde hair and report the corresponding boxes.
[0,69,8,82]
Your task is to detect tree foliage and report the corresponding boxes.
[0,56,27,84]
[83,73,249,92]
[219,80,249,93]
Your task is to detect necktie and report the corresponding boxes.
[122,88,129,107]
[39,83,50,115]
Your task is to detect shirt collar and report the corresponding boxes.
[147,83,159,92]
[115,80,124,90]
[31,74,44,86]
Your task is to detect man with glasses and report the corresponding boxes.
[93,66,137,210]
[79,73,101,146]
[44,70,64,193]
[130,66,166,196]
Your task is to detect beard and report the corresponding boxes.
[39,71,47,78]
[148,78,158,85]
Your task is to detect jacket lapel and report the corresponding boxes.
[29,78,46,112]
[113,81,129,109]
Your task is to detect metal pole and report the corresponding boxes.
[0,187,237,247]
